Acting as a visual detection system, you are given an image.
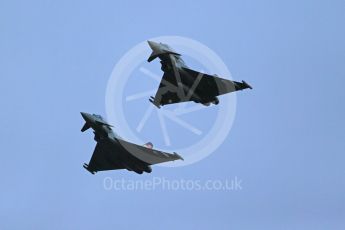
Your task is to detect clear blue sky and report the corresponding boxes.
[1,0,344,229]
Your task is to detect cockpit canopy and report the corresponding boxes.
[144,142,153,149]
[93,114,104,120]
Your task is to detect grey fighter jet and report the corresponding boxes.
[80,112,183,174]
[147,41,252,108]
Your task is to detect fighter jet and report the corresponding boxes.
[80,112,183,174]
[147,41,252,108]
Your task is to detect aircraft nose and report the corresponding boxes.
[80,112,91,122]
[147,40,159,50]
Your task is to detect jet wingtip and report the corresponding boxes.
[81,122,91,132]
[149,98,161,109]
[83,163,96,174]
